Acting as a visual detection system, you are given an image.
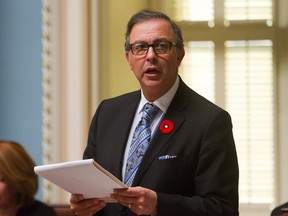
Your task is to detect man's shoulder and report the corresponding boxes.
[102,90,141,105]
[177,80,223,110]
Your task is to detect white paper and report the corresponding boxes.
[34,159,127,202]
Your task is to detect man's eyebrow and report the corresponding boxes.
[131,40,146,44]
[153,38,169,43]
[131,38,169,44]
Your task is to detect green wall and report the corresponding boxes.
[98,0,151,100]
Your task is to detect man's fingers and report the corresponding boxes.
[70,194,84,203]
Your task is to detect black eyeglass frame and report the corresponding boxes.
[128,40,177,56]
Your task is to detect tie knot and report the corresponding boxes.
[142,103,160,122]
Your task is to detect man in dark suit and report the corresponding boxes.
[70,9,239,216]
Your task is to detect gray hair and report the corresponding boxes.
[124,9,184,51]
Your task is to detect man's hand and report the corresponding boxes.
[70,194,106,216]
[111,186,157,215]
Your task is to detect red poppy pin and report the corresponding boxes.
[160,120,174,134]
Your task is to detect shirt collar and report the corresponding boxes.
[138,76,179,114]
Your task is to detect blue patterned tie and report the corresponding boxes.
[124,103,160,186]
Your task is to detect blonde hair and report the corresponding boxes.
[0,140,38,209]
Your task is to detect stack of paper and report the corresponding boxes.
[34,159,127,202]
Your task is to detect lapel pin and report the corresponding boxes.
[160,119,174,134]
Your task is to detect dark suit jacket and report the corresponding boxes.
[84,78,239,216]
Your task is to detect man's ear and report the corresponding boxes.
[126,51,131,63]
[125,52,133,70]
[126,52,130,62]
[177,48,185,64]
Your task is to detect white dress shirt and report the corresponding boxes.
[122,76,180,180]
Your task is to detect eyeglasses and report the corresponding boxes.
[129,40,176,56]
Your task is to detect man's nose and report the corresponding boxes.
[146,46,157,60]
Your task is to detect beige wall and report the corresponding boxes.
[98,0,150,101]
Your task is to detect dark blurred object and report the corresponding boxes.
[271,202,288,216]
[50,204,74,216]
[281,207,288,216]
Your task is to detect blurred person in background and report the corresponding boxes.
[0,140,56,216]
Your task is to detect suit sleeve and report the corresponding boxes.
[83,101,105,160]
[156,110,239,216]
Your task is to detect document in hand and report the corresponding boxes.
[34,159,127,202]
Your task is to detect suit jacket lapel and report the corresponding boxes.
[106,92,141,180]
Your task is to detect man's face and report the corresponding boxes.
[126,19,185,101]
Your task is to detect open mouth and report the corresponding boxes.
[145,68,160,74]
